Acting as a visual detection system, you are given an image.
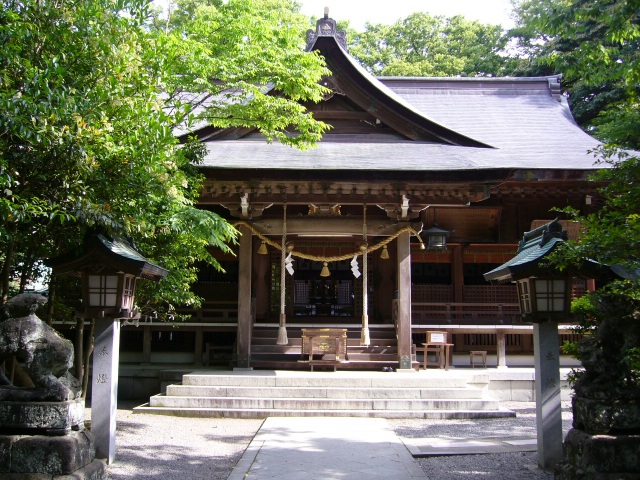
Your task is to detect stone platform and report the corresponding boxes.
[556,428,640,479]
[0,399,84,435]
[0,400,106,479]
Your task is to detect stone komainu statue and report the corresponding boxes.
[0,293,81,402]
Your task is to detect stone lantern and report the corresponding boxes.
[484,219,596,471]
[50,234,168,319]
[49,234,168,464]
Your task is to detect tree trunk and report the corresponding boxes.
[18,255,35,294]
[0,225,16,305]
[45,276,57,327]
[81,319,95,399]
[74,318,85,380]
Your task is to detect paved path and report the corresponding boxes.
[228,417,427,480]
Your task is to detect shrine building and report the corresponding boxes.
[118,13,603,374]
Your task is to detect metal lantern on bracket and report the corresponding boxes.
[423,224,449,251]
[49,234,168,319]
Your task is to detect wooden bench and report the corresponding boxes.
[299,328,348,371]
[469,350,487,368]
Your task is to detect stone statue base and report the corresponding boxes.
[0,399,84,435]
[0,400,106,479]
[556,428,640,479]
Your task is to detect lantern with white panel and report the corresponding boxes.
[516,275,572,322]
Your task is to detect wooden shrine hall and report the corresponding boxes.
[117,12,605,371]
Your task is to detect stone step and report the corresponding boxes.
[165,385,486,400]
[150,396,500,411]
[135,370,512,419]
[133,405,515,419]
[181,373,474,389]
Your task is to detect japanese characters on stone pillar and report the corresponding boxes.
[91,319,121,463]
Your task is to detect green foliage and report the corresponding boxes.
[552,148,640,290]
[0,0,330,314]
[349,13,513,77]
[510,0,640,148]
[157,0,330,148]
[567,291,640,402]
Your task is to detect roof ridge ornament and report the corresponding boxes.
[306,7,348,52]
[518,218,567,251]
[547,75,563,102]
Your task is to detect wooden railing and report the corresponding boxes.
[174,301,239,323]
[412,302,521,325]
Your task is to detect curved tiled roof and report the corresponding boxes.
[198,17,604,175]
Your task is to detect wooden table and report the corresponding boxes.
[416,331,453,370]
[416,342,454,370]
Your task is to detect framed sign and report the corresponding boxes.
[428,332,446,344]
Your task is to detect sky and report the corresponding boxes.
[298,0,515,29]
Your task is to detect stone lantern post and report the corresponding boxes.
[49,234,168,464]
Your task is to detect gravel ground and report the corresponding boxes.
[92,400,573,479]
[87,402,263,480]
[390,401,574,480]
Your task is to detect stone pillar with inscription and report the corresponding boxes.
[91,318,121,464]
[533,320,563,470]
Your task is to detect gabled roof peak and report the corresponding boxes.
[306,10,348,52]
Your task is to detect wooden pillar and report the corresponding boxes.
[496,330,508,368]
[377,245,396,321]
[142,326,151,364]
[236,224,253,369]
[194,327,203,366]
[452,244,464,303]
[254,244,270,321]
[396,229,412,370]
